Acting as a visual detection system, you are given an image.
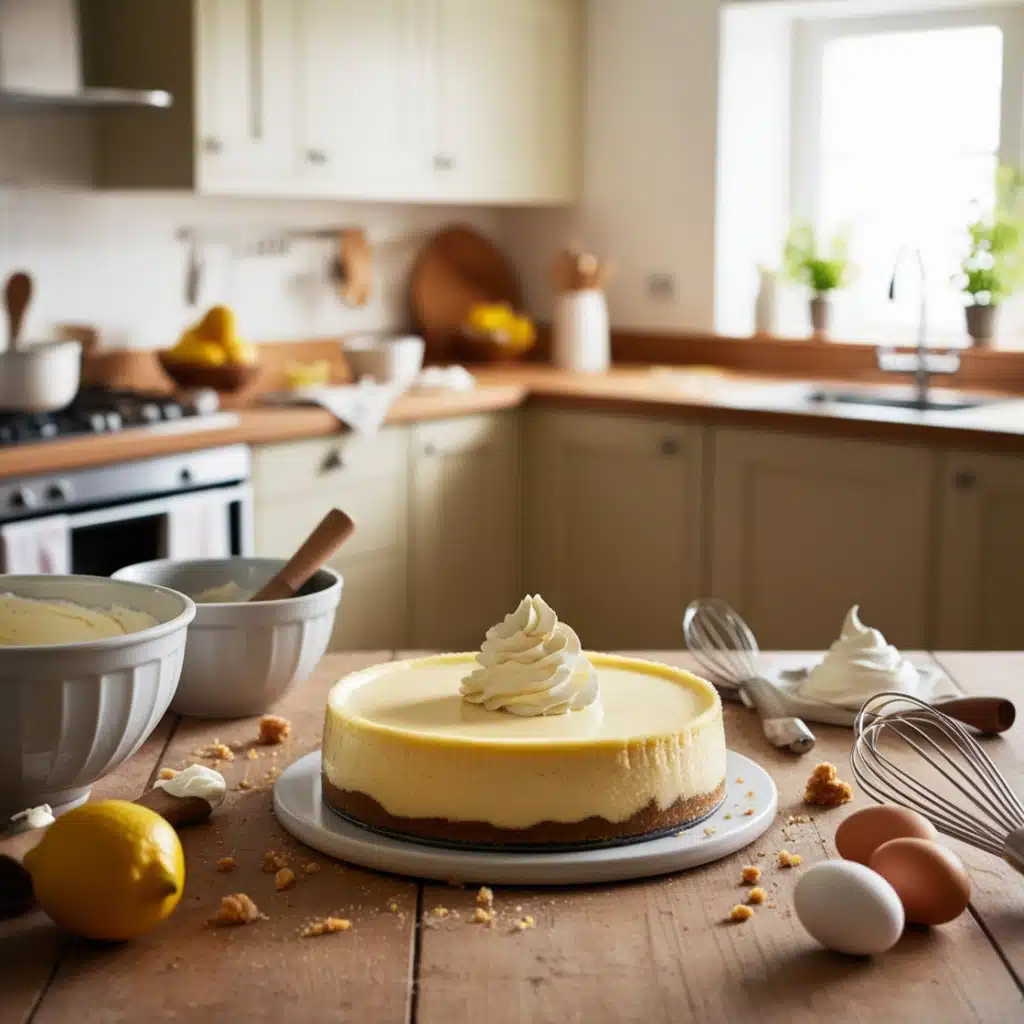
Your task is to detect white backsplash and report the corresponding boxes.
[0,186,502,350]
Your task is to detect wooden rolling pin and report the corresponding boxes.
[0,787,213,919]
[250,508,355,602]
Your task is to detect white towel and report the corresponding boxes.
[163,495,231,560]
[0,515,71,574]
[261,381,401,435]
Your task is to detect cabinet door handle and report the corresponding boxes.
[321,449,346,473]
[422,443,438,457]
[306,149,329,165]
[659,438,680,457]
[954,470,977,490]
[202,136,223,155]
[433,154,454,171]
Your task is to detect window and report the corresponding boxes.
[794,9,1021,345]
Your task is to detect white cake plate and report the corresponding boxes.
[273,750,776,886]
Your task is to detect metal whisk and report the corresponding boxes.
[852,692,1024,873]
[683,599,815,754]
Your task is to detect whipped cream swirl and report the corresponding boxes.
[153,764,227,809]
[799,606,920,709]
[460,595,599,716]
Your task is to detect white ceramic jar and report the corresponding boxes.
[553,289,610,372]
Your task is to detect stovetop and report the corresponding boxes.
[0,387,236,447]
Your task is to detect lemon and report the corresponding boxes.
[222,336,258,366]
[168,338,228,367]
[23,800,185,941]
[196,304,237,343]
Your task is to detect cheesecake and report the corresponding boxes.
[321,597,727,847]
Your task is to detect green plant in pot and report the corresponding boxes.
[956,165,1024,346]
[783,220,852,339]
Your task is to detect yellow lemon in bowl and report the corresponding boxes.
[23,800,185,941]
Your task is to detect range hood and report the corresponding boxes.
[0,0,171,109]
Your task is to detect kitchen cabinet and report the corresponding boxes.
[410,413,520,650]
[522,409,705,649]
[936,451,1024,649]
[84,0,580,203]
[434,0,579,203]
[252,429,410,649]
[709,428,934,650]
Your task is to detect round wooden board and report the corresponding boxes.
[410,225,522,362]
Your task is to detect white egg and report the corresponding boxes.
[794,861,905,956]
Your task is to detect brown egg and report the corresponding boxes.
[835,804,938,865]
[869,838,971,926]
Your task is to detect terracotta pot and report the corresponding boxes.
[965,304,998,347]
[810,294,831,339]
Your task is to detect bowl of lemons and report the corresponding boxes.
[460,302,536,361]
[160,305,261,393]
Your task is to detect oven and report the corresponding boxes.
[0,445,252,577]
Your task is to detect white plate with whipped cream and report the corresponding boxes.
[716,606,961,728]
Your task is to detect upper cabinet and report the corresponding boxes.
[84,0,581,204]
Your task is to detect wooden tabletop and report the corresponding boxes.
[2,651,1023,1023]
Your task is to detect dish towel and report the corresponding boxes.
[261,381,402,435]
[0,515,71,574]
[163,495,231,560]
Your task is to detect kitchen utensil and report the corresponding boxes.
[1,271,82,413]
[341,335,424,387]
[0,787,214,919]
[0,576,195,819]
[852,692,1024,874]
[411,225,521,362]
[157,351,261,394]
[113,557,342,718]
[251,508,354,602]
[332,228,372,307]
[683,599,816,754]
[184,240,203,307]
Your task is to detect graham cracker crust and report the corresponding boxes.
[321,777,727,847]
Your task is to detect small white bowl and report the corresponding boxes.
[0,575,195,818]
[342,335,425,388]
[113,558,342,719]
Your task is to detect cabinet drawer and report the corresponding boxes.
[411,412,518,459]
[252,429,407,500]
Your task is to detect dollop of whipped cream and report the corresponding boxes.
[799,606,920,709]
[460,595,599,716]
[152,764,227,809]
[9,804,55,832]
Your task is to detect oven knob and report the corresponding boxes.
[179,467,194,485]
[140,403,162,424]
[46,481,72,503]
[105,412,122,432]
[9,487,38,510]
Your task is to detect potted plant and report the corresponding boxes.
[783,220,852,339]
[956,166,1024,346]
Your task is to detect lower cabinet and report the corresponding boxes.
[936,450,1024,649]
[523,408,705,649]
[710,428,934,650]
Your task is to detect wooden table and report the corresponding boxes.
[3,651,1023,1023]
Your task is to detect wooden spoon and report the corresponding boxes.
[0,788,214,919]
[249,508,355,602]
[4,271,32,350]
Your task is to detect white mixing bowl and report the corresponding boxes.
[0,575,195,818]
[113,558,342,719]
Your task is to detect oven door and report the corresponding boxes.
[65,484,253,577]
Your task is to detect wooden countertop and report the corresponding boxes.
[2,366,1024,481]
[3,650,1022,1023]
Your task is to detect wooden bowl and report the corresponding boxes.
[158,352,262,394]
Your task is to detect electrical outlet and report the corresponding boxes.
[647,272,677,302]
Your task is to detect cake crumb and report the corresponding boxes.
[388,902,399,913]
[747,887,767,905]
[777,849,803,868]
[275,867,296,891]
[204,743,234,762]
[472,907,494,926]
[210,893,265,926]
[513,915,536,932]
[157,767,178,780]
[237,779,253,791]
[703,826,717,837]
[300,917,351,937]
[432,906,450,918]
[216,856,237,873]
[246,748,259,761]
[476,886,494,906]
[743,808,755,817]
[741,865,761,884]
[803,762,854,807]
[515,905,523,912]
[724,813,733,820]
[262,850,289,873]
[746,790,755,798]
[786,813,812,825]
[728,904,753,923]
[735,778,744,784]
[258,714,292,745]
[302,862,321,875]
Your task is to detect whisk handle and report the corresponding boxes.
[740,678,816,755]
[1003,828,1024,876]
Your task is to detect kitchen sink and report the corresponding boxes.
[808,388,1000,413]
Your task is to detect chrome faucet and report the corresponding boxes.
[876,247,960,407]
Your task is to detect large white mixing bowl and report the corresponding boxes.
[0,575,195,818]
